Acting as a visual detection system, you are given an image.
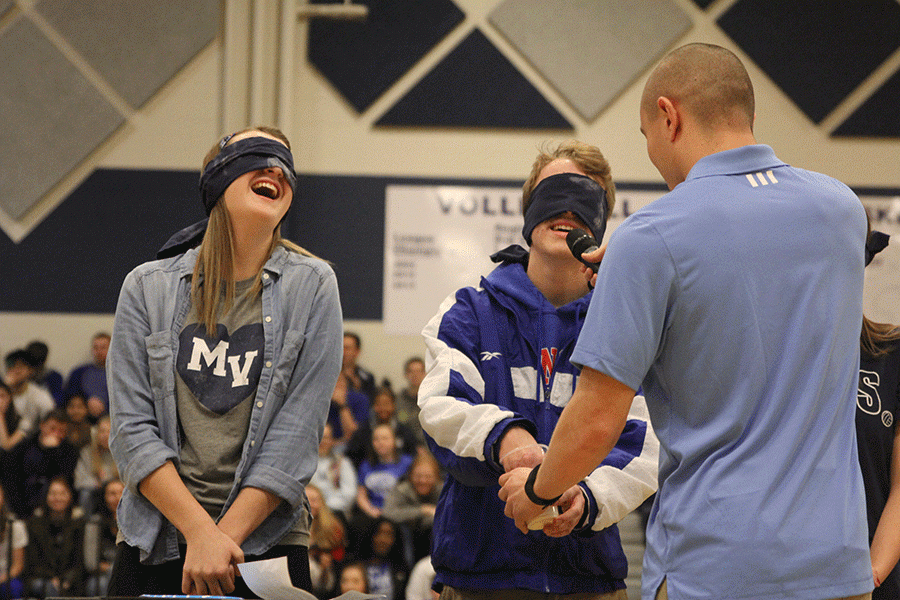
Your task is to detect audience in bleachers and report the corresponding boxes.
[73,416,118,516]
[349,517,409,600]
[0,381,21,453]
[24,342,64,409]
[346,386,420,469]
[327,374,369,447]
[2,410,78,520]
[61,333,110,423]
[64,397,92,450]
[307,484,347,600]
[24,477,85,598]
[0,483,26,600]
[4,350,54,447]
[311,422,358,520]
[383,452,442,565]
[337,561,369,595]
[0,330,446,599]
[83,478,122,596]
[342,332,378,402]
[395,357,425,446]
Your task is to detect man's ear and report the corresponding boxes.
[658,96,680,142]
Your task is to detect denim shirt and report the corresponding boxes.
[108,245,343,564]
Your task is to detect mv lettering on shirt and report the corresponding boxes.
[177,322,264,415]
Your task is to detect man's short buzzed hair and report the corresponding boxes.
[643,43,754,132]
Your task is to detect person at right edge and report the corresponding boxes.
[498,43,872,600]
[858,228,900,600]
[419,139,659,600]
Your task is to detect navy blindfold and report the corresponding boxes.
[199,136,296,216]
[157,135,297,259]
[865,230,889,266]
[522,173,608,246]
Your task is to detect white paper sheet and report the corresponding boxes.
[238,556,318,600]
[237,557,383,600]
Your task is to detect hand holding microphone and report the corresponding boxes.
[566,228,601,273]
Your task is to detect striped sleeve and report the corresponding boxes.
[582,394,659,530]
[418,289,527,487]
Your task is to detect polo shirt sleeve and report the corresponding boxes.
[571,215,676,391]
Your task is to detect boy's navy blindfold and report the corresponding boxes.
[522,173,607,246]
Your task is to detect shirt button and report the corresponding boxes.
[262,273,269,280]
[266,361,272,368]
[257,401,264,408]
[265,316,272,323]
[250,440,255,447]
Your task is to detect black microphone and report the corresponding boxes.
[566,228,599,273]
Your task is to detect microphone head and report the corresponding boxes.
[566,228,597,257]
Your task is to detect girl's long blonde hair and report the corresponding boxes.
[861,316,900,359]
[192,126,315,333]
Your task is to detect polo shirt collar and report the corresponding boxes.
[686,144,786,182]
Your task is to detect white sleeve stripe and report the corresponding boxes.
[583,394,660,531]
[419,291,513,461]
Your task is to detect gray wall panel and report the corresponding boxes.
[490,0,691,120]
[36,0,219,108]
[0,17,123,220]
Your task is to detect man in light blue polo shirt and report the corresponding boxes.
[500,43,872,600]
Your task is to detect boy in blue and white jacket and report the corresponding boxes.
[419,143,658,599]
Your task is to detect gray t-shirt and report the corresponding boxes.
[176,279,305,545]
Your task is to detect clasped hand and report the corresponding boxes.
[182,521,245,595]
[497,445,585,536]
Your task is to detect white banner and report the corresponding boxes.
[382,184,663,335]
[383,184,900,335]
[861,193,900,325]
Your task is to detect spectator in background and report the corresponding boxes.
[4,349,54,447]
[0,381,21,452]
[25,341,64,408]
[346,386,419,469]
[342,332,377,401]
[355,424,414,518]
[311,422,358,520]
[351,424,413,553]
[24,476,85,598]
[63,333,110,421]
[0,483,27,600]
[350,517,409,600]
[1,409,78,519]
[327,374,369,447]
[84,478,124,596]
[65,396,92,450]
[396,357,425,446]
[383,452,442,564]
[338,562,370,595]
[74,415,118,515]
[306,484,346,600]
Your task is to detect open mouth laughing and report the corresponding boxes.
[251,179,280,199]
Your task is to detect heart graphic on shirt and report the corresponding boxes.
[177,323,264,414]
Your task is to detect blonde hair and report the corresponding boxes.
[861,316,900,359]
[307,484,346,551]
[522,140,616,216]
[192,126,316,333]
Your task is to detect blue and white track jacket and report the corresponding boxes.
[419,251,658,594]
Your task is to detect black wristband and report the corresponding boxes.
[524,464,562,508]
